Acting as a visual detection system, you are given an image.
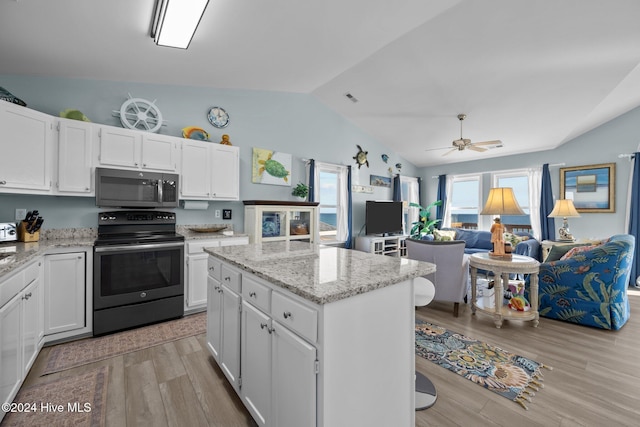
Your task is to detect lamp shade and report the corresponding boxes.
[548,199,580,218]
[480,187,525,215]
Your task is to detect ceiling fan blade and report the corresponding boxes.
[425,146,452,152]
[467,145,488,152]
[472,140,502,146]
[442,148,457,156]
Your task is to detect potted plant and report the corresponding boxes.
[409,200,443,239]
[292,182,309,201]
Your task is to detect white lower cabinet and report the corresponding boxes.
[208,258,317,427]
[0,259,44,422]
[43,252,86,336]
[206,262,242,391]
[186,237,248,311]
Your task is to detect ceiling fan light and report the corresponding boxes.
[152,0,209,49]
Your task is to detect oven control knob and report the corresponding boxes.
[140,292,147,298]
[109,216,116,220]
[100,215,108,221]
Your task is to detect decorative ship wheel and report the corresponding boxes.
[113,94,165,133]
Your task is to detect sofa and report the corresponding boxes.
[530,234,635,330]
[435,227,540,261]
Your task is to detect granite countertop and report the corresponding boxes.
[0,237,96,277]
[205,241,436,305]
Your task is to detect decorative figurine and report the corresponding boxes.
[353,145,369,168]
[219,134,232,145]
[395,162,402,172]
[381,154,389,163]
[489,217,507,258]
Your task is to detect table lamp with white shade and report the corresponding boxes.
[548,199,580,241]
[480,187,526,258]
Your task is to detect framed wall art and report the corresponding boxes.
[559,163,615,213]
[370,174,392,188]
[252,147,292,186]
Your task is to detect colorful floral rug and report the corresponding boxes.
[43,313,206,375]
[415,319,552,409]
[2,366,109,426]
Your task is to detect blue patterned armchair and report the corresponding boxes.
[531,234,635,330]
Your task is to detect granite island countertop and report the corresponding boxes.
[205,241,436,305]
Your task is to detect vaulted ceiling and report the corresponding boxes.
[2,0,640,166]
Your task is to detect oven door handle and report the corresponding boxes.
[95,241,184,253]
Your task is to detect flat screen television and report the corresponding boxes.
[365,200,404,236]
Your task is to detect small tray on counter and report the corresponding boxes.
[188,226,227,233]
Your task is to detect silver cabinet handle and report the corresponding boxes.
[224,276,231,281]
[249,292,256,297]
[0,180,6,185]
[260,323,268,329]
[208,266,215,271]
[283,311,292,319]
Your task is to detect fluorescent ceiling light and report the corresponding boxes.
[152,0,209,49]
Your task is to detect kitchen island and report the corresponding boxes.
[204,241,436,427]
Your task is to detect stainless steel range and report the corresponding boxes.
[93,210,184,336]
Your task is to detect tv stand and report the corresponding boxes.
[355,235,408,258]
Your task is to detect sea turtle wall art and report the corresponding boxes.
[252,147,292,186]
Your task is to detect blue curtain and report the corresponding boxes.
[417,177,423,206]
[307,159,315,203]
[345,166,353,248]
[436,174,446,228]
[539,163,555,241]
[628,153,640,287]
[392,175,401,201]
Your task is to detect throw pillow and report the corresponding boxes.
[433,229,456,241]
[503,232,529,247]
[560,244,601,260]
[544,243,592,262]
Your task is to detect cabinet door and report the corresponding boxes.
[210,145,239,199]
[98,126,141,168]
[241,302,272,426]
[180,141,210,199]
[44,253,86,335]
[186,253,209,308]
[21,276,43,376]
[57,119,93,194]
[271,321,316,427]
[141,134,177,171]
[220,284,241,390]
[0,293,22,414]
[206,276,222,361]
[0,101,53,191]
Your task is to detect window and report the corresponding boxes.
[314,163,348,243]
[400,176,420,235]
[446,174,482,229]
[493,170,531,231]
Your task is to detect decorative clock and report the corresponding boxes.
[207,106,230,128]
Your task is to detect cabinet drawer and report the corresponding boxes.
[242,276,271,313]
[207,257,222,281]
[187,239,220,254]
[272,292,317,343]
[0,270,24,309]
[221,264,241,294]
[23,260,40,285]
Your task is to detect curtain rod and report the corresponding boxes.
[618,153,635,160]
[430,162,566,179]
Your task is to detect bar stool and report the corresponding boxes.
[414,277,437,410]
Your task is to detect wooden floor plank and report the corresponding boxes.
[124,359,168,427]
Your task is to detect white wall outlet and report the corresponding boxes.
[215,209,221,218]
[15,209,26,221]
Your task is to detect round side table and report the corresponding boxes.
[469,253,540,328]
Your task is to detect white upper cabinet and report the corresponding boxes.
[181,140,239,201]
[97,126,177,172]
[56,118,94,195]
[0,100,53,193]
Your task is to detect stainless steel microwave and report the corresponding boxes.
[95,168,179,208]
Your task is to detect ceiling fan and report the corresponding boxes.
[427,114,502,156]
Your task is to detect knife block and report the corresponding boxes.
[18,221,40,242]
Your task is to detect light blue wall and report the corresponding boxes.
[0,75,418,235]
[423,106,640,240]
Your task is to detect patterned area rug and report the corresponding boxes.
[415,319,552,410]
[2,366,109,426]
[43,313,206,375]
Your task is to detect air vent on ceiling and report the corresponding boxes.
[344,93,359,103]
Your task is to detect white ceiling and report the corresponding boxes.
[2,0,640,167]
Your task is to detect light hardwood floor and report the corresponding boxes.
[17,290,640,426]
